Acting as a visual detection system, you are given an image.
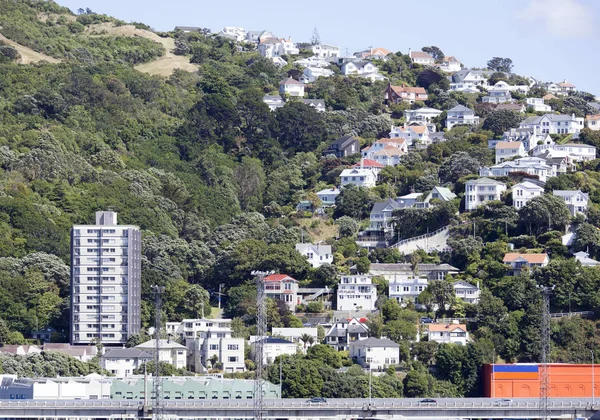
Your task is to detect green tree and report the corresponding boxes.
[519,194,571,235]
[482,110,524,137]
[487,57,513,73]
[336,216,359,238]
[334,184,375,219]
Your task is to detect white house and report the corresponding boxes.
[219,27,246,42]
[423,186,457,204]
[263,95,284,111]
[367,138,409,156]
[341,61,378,76]
[482,82,513,104]
[325,317,369,351]
[512,181,544,209]
[316,187,340,207]
[446,105,480,129]
[452,281,480,304]
[520,114,585,135]
[354,47,391,61]
[271,327,318,352]
[368,198,403,233]
[352,159,384,177]
[294,56,330,68]
[408,49,435,65]
[495,141,527,163]
[371,146,405,166]
[295,243,333,268]
[499,126,553,152]
[574,251,600,267]
[100,348,152,377]
[350,337,400,370]
[480,157,555,183]
[464,178,507,211]
[135,339,188,370]
[526,98,552,112]
[405,107,443,123]
[553,190,589,216]
[264,274,299,311]
[587,115,600,131]
[385,84,428,104]
[388,276,428,304]
[427,323,469,346]
[279,77,304,97]
[250,337,297,364]
[302,99,326,112]
[312,44,340,58]
[388,125,431,148]
[258,37,299,58]
[437,56,462,73]
[300,66,334,83]
[532,143,596,162]
[450,69,491,91]
[503,253,549,273]
[336,275,377,311]
[340,168,377,188]
[558,80,576,94]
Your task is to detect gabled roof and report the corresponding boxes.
[264,274,297,282]
[353,159,384,168]
[586,115,600,121]
[279,77,302,86]
[375,138,407,146]
[552,190,588,199]
[350,337,399,348]
[373,146,406,157]
[410,50,433,60]
[513,181,544,191]
[371,198,403,214]
[136,339,187,350]
[295,243,332,255]
[389,84,427,95]
[428,324,467,332]
[409,125,428,134]
[558,81,576,88]
[103,348,153,359]
[330,135,358,149]
[495,141,523,150]
[503,253,548,264]
[448,105,474,113]
[428,186,457,201]
[465,177,506,186]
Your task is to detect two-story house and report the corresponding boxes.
[520,114,585,135]
[279,77,304,97]
[101,348,152,377]
[135,339,188,370]
[368,199,403,233]
[388,125,431,147]
[464,178,507,211]
[587,115,600,131]
[452,281,480,304]
[495,141,527,164]
[311,44,341,58]
[512,181,545,209]
[341,61,378,76]
[503,253,549,274]
[354,47,391,60]
[250,337,297,364]
[336,275,377,311]
[323,135,359,157]
[553,190,589,216]
[385,84,428,104]
[295,243,333,268]
[427,323,469,346]
[352,159,384,177]
[300,67,334,83]
[366,263,459,281]
[325,317,369,351]
[350,338,400,370]
[480,157,555,183]
[264,274,299,311]
[450,69,491,91]
[526,98,552,112]
[366,138,409,156]
[532,143,597,162]
[446,105,480,129]
[408,49,435,65]
[340,168,377,188]
[405,107,443,123]
[437,56,462,73]
[388,275,429,304]
[258,37,299,58]
[316,187,340,207]
[482,83,513,104]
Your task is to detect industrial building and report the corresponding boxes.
[483,363,600,398]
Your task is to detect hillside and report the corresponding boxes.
[0,0,600,398]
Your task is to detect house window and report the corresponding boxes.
[227,344,239,351]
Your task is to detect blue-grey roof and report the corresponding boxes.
[448,105,473,113]
[371,198,403,214]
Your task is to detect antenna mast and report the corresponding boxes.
[151,285,165,420]
[252,271,270,420]
[539,285,552,420]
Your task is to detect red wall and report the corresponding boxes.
[483,364,600,398]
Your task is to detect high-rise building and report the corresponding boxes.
[70,211,141,345]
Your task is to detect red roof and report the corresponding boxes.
[265,274,297,282]
[353,159,384,168]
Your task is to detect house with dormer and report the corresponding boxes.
[520,114,584,135]
[325,317,369,351]
[341,61,378,76]
[340,168,377,188]
[503,253,549,274]
[553,190,589,216]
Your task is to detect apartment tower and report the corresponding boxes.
[70,211,141,345]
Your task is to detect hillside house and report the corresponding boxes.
[453,281,480,304]
[495,141,527,163]
[264,274,299,311]
[450,69,491,91]
[279,77,304,97]
[352,159,384,177]
[354,47,391,60]
[558,80,576,93]
[422,186,457,204]
[367,263,459,281]
[263,95,284,111]
[496,103,526,113]
[482,84,513,104]
[408,49,435,65]
[427,324,469,346]
[464,178,507,211]
[101,349,152,377]
[503,253,549,274]
[371,146,405,166]
[336,275,377,311]
[385,84,428,104]
[520,114,584,135]
[300,66,334,83]
[219,27,246,41]
[574,251,600,267]
[553,190,589,216]
[368,198,403,233]
[526,98,552,112]
[341,61,378,76]
[388,125,431,147]
[512,181,544,209]
[350,338,400,370]
[250,337,297,364]
[340,168,377,188]
[437,56,462,73]
[532,143,596,162]
[312,44,340,58]
[316,187,340,207]
[480,157,555,183]
[446,105,480,129]
[135,340,188,370]
[258,37,299,58]
[323,135,359,157]
[325,317,369,351]
[405,107,443,123]
[295,243,333,268]
[388,275,428,304]
[587,115,600,131]
[499,127,553,152]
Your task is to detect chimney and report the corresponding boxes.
[408,47,412,57]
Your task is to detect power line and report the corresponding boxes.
[151,285,165,420]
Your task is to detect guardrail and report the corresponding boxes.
[388,225,450,249]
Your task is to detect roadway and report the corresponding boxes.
[0,397,597,419]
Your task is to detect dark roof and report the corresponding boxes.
[262,337,294,344]
[350,337,399,348]
[330,135,358,149]
[371,198,403,214]
[102,348,153,359]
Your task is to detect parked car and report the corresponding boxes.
[495,398,513,406]
[419,398,437,403]
[420,317,433,324]
[307,397,326,403]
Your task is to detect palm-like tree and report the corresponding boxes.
[299,333,314,353]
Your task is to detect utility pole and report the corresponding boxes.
[539,285,553,420]
[151,285,165,420]
[252,271,271,420]
[592,350,595,406]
